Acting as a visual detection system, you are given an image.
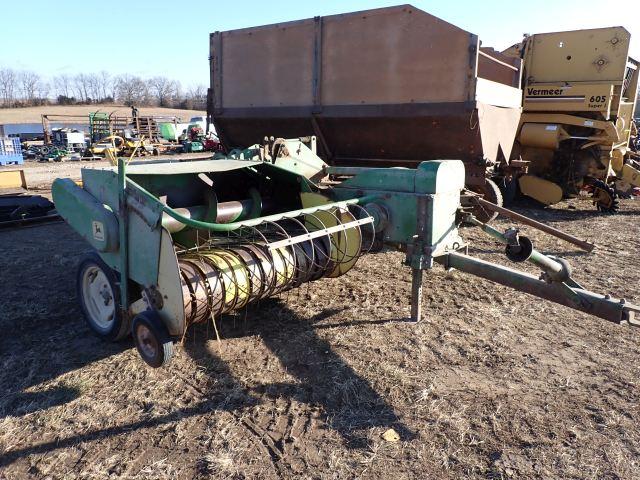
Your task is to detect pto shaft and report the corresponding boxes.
[437,252,640,326]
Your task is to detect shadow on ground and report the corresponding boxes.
[218,300,416,447]
[0,299,414,467]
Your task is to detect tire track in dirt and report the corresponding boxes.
[233,398,323,477]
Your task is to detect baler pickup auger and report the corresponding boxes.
[52,137,639,367]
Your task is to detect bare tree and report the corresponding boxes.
[110,74,121,100]
[0,67,202,110]
[19,71,41,102]
[86,73,101,102]
[98,71,112,100]
[0,68,17,106]
[53,74,72,98]
[173,81,184,107]
[187,84,207,109]
[149,76,178,107]
[116,74,148,105]
[73,73,89,102]
[36,80,50,100]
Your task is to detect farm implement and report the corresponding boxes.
[52,137,639,367]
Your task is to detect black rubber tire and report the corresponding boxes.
[76,252,131,341]
[132,310,175,368]
[469,178,503,223]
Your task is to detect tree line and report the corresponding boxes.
[0,68,207,110]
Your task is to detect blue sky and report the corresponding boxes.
[1,0,637,89]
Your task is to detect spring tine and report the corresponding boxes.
[176,207,369,336]
[349,204,376,254]
[302,212,332,278]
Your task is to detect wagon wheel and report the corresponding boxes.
[76,252,130,341]
[132,310,175,368]
[469,178,503,223]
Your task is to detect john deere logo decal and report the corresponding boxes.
[92,221,105,241]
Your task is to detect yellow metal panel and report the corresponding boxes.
[519,123,567,149]
[0,169,27,189]
[524,27,631,83]
[620,163,640,187]
[617,101,636,143]
[520,113,620,142]
[518,175,564,205]
[523,83,614,114]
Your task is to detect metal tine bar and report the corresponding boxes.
[249,222,280,299]
[349,204,376,254]
[176,203,373,334]
[333,207,366,263]
[323,208,361,265]
[279,216,316,286]
[235,245,268,300]
[261,220,296,294]
[299,212,333,273]
[184,253,229,317]
[253,223,282,299]
[213,251,244,313]
[267,216,373,249]
[223,250,254,305]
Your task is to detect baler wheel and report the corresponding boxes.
[132,311,175,368]
[77,252,130,341]
[469,178,503,223]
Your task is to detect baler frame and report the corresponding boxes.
[53,141,639,367]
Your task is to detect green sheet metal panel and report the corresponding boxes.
[80,167,164,287]
[414,160,465,194]
[81,168,120,211]
[415,160,465,246]
[52,178,119,253]
[330,160,464,247]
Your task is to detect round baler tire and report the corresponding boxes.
[76,252,131,341]
[132,310,175,368]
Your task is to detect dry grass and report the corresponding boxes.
[0,186,639,479]
[0,105,205,124]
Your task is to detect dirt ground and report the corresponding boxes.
[1,167,639,479]
[0,105,205,124]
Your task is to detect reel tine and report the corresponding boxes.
[349,203,376,255]
[177,203,370,336]
[262,220,297,293]
[249,223,281,298]
[301,212,333,279]
[284,215,316,286]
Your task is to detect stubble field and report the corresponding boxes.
[0,167,639,479]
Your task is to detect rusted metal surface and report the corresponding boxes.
[439,252,640,325]
[208,5,523,179]
[478,48,522,87]
[473,197,596,252]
